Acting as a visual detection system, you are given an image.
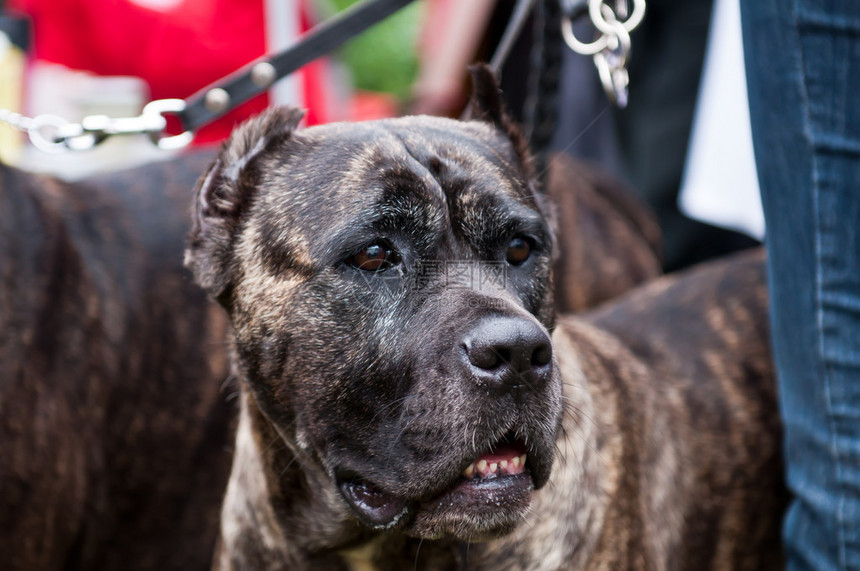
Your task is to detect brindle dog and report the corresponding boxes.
[546,152,662,313]
[0,92,660,569]
[186,66,784,569]
[0,154,233,570]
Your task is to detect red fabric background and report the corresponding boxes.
[9,0,334,144]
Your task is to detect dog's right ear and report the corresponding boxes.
[468,64,555,239]
[185,106,305,304]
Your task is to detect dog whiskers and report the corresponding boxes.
[556,406,605,464]
[369,396,409,424]
[219,373,239,393]
[413,537,424,571]
[279,455,299,479]
[261,435,282,454]
[560,395,598,428]
[386,416,417,463]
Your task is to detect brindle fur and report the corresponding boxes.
[0,155,233,570]
[185,66,784,570]
[466,249,785,570]
[545,154,662,313]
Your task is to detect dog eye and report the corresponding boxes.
[347,243,401,272]
[505,236,532,266]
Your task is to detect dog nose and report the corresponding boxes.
[462,317,553,391]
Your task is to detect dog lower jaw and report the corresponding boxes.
[337,438,538,538]
[338,469,535,542]
[409,471,535,541]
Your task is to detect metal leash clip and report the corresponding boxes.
[0,99,193,153]
[56,99,193,151]
[560,0,645,107]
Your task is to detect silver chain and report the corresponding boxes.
[561,0,645,107]
[0,99,193,153]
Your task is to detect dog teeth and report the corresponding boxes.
[477,460,497,479]
[462,454,527,481]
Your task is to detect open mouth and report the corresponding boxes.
[461,440,528,481]
[337,433,534,533]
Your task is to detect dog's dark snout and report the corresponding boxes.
[462,317,553,391]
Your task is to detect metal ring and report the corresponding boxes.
[142,99,193,150]
[594,51,629,107]
[142,98,188,118]
[601,8,632,63]
[27,114,70,154]
[589,0,645,36]
[155,131,194,151]
[593,52,615,104]
[561,14,608,55]
[593,12,631,108]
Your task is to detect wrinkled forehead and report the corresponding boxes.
[250,116,537,244]
[269,117,525,198]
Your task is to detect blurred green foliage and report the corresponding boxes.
[325,0,422,101]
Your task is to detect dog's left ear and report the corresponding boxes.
[468,63,535,182]
[185,106,305,304]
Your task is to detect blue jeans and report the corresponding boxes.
[741,1,860,569]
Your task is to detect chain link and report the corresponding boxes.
[560,0,645,107]
[0,109,73,153]
[0,108,33,131]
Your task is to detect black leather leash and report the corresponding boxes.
[488,0,539,75]
[460,0,538,122]
[3,0,417,152]
[178,0,416,133]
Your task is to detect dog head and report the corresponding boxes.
[185,66,563,542]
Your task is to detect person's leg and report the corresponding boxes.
[741,1,860,568]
